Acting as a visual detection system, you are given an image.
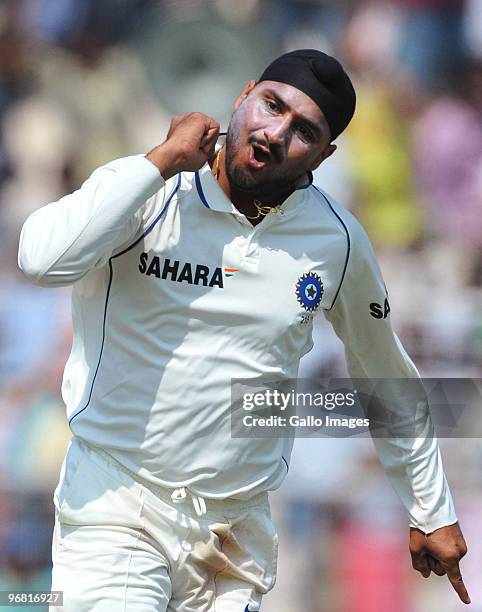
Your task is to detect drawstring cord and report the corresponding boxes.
[171,487,207,517]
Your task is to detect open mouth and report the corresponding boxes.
[248,144,271,169]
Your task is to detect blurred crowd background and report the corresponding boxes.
[0,0,481,610]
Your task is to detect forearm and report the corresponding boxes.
[373,430,457,533]
[18,156,164,287]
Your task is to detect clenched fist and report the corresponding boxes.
[146,112,220,180]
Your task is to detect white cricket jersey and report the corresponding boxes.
[18,153,456,533]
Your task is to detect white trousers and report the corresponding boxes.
[50,438,278,612]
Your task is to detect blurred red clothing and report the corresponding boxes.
[333,522,411,612]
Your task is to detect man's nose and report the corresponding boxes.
[264,116,291,149]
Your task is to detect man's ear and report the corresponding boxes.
[234,80,257,110]
[310,144,337,171]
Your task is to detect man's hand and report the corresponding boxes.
[146,112,220,180]
[410,523,470,604]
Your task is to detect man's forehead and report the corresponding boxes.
[253,80,326,125]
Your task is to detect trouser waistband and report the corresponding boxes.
[81,440,269,517]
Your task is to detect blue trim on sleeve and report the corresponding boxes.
[312,185,351,310]
[281,455,290,472]
[195,171,210,208]
[68,174,182,426]
[282,455,289,472]
[112,173,182,258]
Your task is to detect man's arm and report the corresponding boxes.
[18,156,165,287]
[18,112,219,287]
[323,216,470,604]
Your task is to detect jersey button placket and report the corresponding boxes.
[243,212,279,261]
[243,226,261,263]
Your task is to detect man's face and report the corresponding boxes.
[225,80,335,197]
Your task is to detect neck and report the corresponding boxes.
[210,148,295,225]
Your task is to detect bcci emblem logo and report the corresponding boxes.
[296,272,323,312]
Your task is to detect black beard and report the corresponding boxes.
[225,131,302,198]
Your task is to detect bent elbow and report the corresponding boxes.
[18,262,78,288]
[18,237,47,286]
[18,218,65,287]
[18,253,52,286]
[17,246,43,285]
[18,250,82,287]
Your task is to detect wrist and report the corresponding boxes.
[145,143,179,180]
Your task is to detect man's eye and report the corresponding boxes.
[297,125,313,142]
[264,99,279,113]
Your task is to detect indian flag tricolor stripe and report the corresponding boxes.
[224,267,239,278]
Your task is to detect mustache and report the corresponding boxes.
[248,137,282,164]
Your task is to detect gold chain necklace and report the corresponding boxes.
[245,200,284,221]
[211,147,283,221]
[211,149,222,180]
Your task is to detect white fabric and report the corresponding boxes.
[51,437,275,611]
[171,487,207,517]
[18,152,457,533]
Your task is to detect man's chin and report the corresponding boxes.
[227,167,262,193]
[227,165,287,197]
